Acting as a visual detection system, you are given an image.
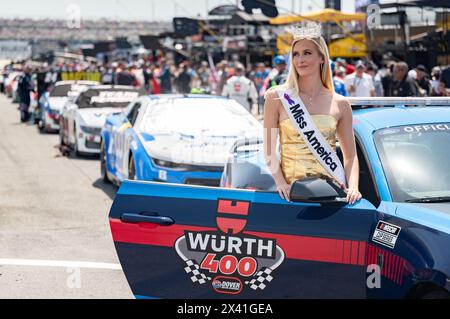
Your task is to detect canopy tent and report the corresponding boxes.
[269,9,366,25]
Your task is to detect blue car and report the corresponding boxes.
[101,94,262,187]
[108,97,450,299]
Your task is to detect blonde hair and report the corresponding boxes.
[275,36,334,95]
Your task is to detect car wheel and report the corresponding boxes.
[128,155,136,181]
[100,141,110,183]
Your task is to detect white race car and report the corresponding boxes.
[38,81,99,133]
[59,85,142,156]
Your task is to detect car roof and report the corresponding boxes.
[88,85,137,90]
[353,106,450,132]
[55,80,99,86]
[147,94,228,100]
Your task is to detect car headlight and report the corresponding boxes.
[80,126,101,135]
[152,158,191,171]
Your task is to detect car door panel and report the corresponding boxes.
[109,181,378,299]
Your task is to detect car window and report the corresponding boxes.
[355,138,380,207]
[374,123,450,202]
[77,88,140,109]
[127,103,141,126]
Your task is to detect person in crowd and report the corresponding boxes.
[330,60,347,96]
[366,63,383,97]
[439,65,450,89]
[158,59,174,94]
[197,61,211,90]
[175,62,194,94]
[18,65,35,123]
[384,62,418,97]
[344,60,375,97]
[115,64,137,86]
[414,65,431,97]
[221,63,258,114]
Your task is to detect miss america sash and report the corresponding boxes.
[277,88,347,187]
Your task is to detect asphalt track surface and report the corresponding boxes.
[0,94,133,298]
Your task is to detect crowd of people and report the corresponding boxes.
[2,52,450,123]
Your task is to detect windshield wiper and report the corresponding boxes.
[405,196,450,203]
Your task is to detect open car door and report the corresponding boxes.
[109,180,378,299]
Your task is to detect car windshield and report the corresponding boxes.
[139,98,260,135]
[77,88,140,109]
[374,123,450,202]
[50,84,89,97]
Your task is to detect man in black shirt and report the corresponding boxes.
[385,62,418,97]
[415,65,431,96]
[440,66,450,89]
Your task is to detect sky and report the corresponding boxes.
[0,0,358,21]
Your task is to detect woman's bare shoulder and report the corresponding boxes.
[264,87,283,108]
[265,87,280,100]
[333,93,352,112]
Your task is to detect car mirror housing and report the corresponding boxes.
[290,178,347,204]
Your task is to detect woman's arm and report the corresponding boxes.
[264,89,291,201]
[336,98,362,204]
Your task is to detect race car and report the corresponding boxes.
[37,81,99,133]
[101,94,262,187]
[108,97,450,299]
[4,72,22,101]
[59,85,142,156]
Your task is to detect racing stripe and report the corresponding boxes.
[110,219,366,266]
[366,244,406,286]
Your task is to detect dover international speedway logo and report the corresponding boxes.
[174,199,285,295]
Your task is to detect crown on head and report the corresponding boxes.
[286,22,322,40]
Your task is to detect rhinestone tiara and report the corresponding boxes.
[286,22,322,40]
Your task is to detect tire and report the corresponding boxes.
[128,154,136,181]
[74,137,81,157]
[100,141,110,183]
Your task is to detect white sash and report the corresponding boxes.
[277,88,347,187]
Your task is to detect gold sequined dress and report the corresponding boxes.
[279,115,338,185]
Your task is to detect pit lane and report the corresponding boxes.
[0,94,132,298]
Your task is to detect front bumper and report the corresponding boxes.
[76,133,102,154]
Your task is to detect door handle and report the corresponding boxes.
[121,213,175,226]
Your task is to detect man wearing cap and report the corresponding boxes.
[222,63,258,114]
[270,55,288,87]
[415,64,431,96]
[344,61,375,97]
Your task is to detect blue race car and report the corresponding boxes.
[108,97,450,299]
[101,94,262,187]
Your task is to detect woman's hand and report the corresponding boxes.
[345,188,362,205]
[276,182,292,202]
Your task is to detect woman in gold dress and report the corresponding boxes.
[264,24,362,204]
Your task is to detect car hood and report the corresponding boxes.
[395,202,450,234]
[77,107,122,128]
[48,97,68,111]
[139,129,263,166]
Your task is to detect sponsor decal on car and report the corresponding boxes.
[372,221,401,249]
[174,199,285,295]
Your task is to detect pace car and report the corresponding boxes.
[59,85,142,156]
[37,80,99,133]
[101,94,262,187]
[108,97,450,299]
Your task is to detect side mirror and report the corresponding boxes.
[290,178,347,204]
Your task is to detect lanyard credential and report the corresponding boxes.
[277,88,347,187]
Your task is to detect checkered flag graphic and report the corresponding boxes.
[183,259,211,285]
[246,267,274,290]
